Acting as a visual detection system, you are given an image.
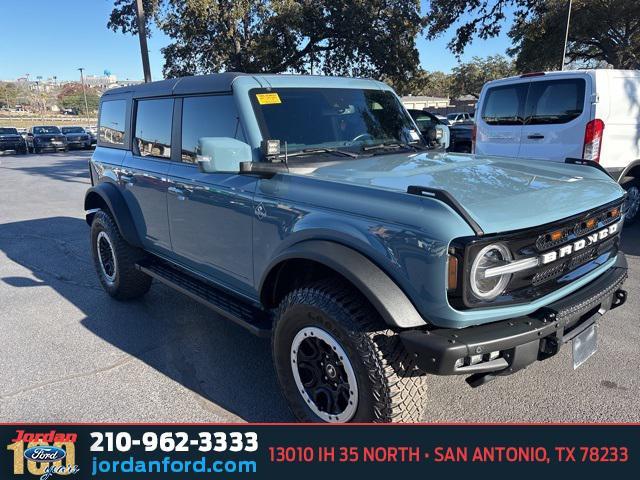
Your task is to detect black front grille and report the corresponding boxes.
[450,199,625,309]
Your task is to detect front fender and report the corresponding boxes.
[260,240,428,329]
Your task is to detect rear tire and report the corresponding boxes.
[90,210,152,300]
[622,178,639,225]
[272,280,428,423]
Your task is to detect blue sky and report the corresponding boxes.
[0,0,514,81]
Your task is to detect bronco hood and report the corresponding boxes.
[303,152,625,234]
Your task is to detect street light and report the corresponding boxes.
[561,0,573,70]
[134,0,152,82]
[78,67,89,121]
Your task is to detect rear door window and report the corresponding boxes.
[481,83,528,125]
[524,79,586,124]
[134,98,173,159]
[98,100,126,145]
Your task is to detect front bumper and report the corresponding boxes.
[400,254,628,386]
[36,141,67,150]
[0,142,26,152]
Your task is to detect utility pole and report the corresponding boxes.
[561,0,573,70]
[135,0,152,82]
[78,67,89,121]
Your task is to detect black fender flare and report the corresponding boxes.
[618,160,640,182]
[84,182,142,248]
[260,240,428,329]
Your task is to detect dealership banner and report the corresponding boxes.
[1,424,637,479]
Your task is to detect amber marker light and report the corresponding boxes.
[550,230,564,242]
[448,255,459,290]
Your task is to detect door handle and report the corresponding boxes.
[527,134,545,140]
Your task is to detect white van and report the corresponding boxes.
[474,69,640,223]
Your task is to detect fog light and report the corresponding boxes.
[454,358,464,369]
[488,351,500,360]
[468,354,482,365]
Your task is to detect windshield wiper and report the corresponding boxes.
[283,147,359,159]
[362,141,427,153]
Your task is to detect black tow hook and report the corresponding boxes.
[611,289,627,310]
[465,372,499,388]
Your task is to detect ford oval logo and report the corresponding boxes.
[23,446,66,463]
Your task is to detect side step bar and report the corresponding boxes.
[136,260,272,337]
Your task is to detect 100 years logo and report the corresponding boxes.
[6,430,80,480]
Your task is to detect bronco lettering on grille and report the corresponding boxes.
[540,222,620,265]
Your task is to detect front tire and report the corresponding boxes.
[622,178,639,225]
[90,210,151,300]
[272,280,427,423]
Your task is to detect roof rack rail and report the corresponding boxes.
[565,157,611,178]
[407,186,484,236]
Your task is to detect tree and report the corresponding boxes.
[108,0,425,84]
[425,0,640,71]
[425,0,536,57]
[57,83,100,113]
[388,69,452,96]
[510,0,640,71]
[450,55,515,98]
[0,82,20,109]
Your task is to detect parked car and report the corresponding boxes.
[0,127,28,154]
[475,69,640,224]
[447,112,473,124]
[84,126,98,146]
[26,126,68,153]
[61,126,92,149]
[407,109,450,149]
[448,122,475,153]
[85,73,628,423]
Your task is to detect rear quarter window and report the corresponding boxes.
[98,100,126,146]
[481,83,528,125]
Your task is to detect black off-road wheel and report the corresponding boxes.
[90,210,152,300]
[272,280,428,423]
[622,178,640,225]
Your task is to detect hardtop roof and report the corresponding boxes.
[101,72,386,99]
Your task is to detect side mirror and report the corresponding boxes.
[196,137,252,173]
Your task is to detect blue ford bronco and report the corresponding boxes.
[86,73,628,422]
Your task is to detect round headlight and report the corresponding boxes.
[469,243,512,300]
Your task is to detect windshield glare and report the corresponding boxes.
[0,128,19,134]
[61,127,85,133]
[34,126,61,134]
[251,88,422,155]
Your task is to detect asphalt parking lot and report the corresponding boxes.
[0,151,639,422]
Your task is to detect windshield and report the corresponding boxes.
[0,128,19,134]
[61,127,85,134]
[33,126,61,134]
[251,88,422,155]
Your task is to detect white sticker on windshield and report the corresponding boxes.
[409,130,420,141]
